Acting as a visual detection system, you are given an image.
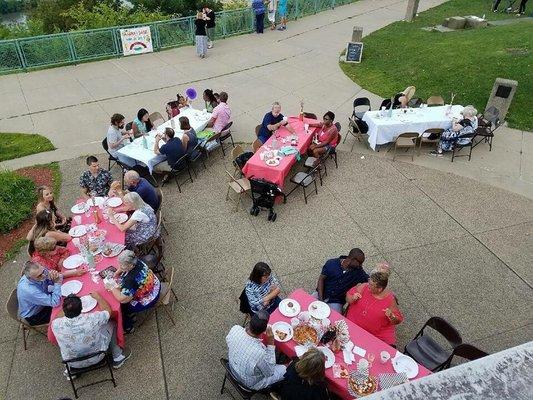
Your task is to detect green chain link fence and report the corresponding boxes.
[0,0,357,74]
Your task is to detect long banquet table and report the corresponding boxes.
[241,116,319,189]
[117,107,212,173]
[363,105,464,150]
[269,289,431,399]
[47,203,126,348]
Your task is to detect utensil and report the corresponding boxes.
[317,346,335,368]
[80,295,97,313]
[61,280,83,296]
[279,298,301,317]
[68,225,87,238]
[391,353,419,379]
[271,321,293,342]
[63,254,85,270]
[308,301,331,319]
[106,197,122,207]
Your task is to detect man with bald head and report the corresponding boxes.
[109,170,159,211]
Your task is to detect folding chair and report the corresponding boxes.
[148,112,165,128]
[303,112,318,120]
[188,142,207,177]
[286,164,319,204]
[473,106,500,151]
[220,358,260,399]
[161,154,193,192]
[426,96,445,107]
[446,343,488,368]
[102,138,118,171]
[63,351,117,398]
[254,124,262,137]
[305,147,331,186]
[154,266,178,325]
[418,128,444,155]
[393,132,418,161]
[451,132,476,162]
[352,97,371,119]
[6,288,48,350]
[252,139,262,153]
[201,132,223,159]
[219,121,235,156]
[345,116,368,151]
[225,170,251,212]
[239,289,253,327]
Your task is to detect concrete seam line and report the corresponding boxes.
[155,309,171,400]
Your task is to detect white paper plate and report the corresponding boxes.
[317,346,335,368]
[114,213,128,224]
[63,254,85,270]
[392,353,419,379]
[271,321,293,343]
[107,197,122,207]
[279,298,301,317]
[61,280,83,296]
[68,225,87,238]
[71,203,87,214]
[80,295,97,313]
[265,158,280,167]
[86,197,105,207]
[308,300,331,319]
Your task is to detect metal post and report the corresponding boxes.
[189,17,195,45]
[152,23,161,50]
[66,33,77,64]
[112,28,120,57]
[14,40,27,71]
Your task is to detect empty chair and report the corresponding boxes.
[418,128,444,155]
[286,165,319,204]
[225,170,251,211]
[303,112,318,120]
[345,116,368,152]
[219,121,235,156]
[447,343,489,368]
[426,96,445,107]
[63,351,117,398]
[252,139,262,153]
[220,358,259,399]
[473,106,500,151]
[404,316,462,371]
[393,132,418,161]
[149,112,165,128]
[352,97,371,119]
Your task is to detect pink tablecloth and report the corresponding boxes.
[242,116,318,189]
[47,204,126,348]
[269,289,431,399]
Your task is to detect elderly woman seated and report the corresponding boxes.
[31,237,85,277]
[432,105,477,156]
[108,192,159,250]
[27,210,71,255]
[245,262,281,315]
[108,250,161,333]
[345,263,404,347]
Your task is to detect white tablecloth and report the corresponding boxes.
[363,105,464,150]
[117,107,211,173]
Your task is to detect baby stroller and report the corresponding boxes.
[249,178,285,222]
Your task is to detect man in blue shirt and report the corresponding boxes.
[124,170,160,211]
[153,127,187,173]
[257,102,295,144]
[17,261,62,325]
[314,248,368,313]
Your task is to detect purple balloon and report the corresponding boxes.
[185,87,197,100]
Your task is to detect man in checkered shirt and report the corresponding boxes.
[226,310,286,391]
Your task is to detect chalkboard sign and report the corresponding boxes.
[495,85,512,99]
[345,42,363,63]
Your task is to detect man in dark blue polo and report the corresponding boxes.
[153,127,187,174]
[124,170,160,212]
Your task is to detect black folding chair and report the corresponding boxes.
[102,138,118,171]
[404,316,462,371]
[473,106,501,151]
[446,343,489,368]
[239,289,253,327]
[352,97,371,119]
[451,132,476,162]
[161,154,193,192]
[287,164,320,204]
[219,121,235,156]
[220,358,260,399]
[188,142,207,177]
[63,351,117,399]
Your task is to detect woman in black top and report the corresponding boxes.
[280,348,330,400]
[195,10,209,59]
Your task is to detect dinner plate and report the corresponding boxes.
[86,197,105,207]
[308,300,331,319]
[271,321,293,343]
[392,353,419,379]
[63,254,85,270]
[80,295,97,313]
[107,197,122,207]
[61,280,83,296]
[68,225,87,238]
[279,298,301,317]
[317,346,335,368]
[114,213,128,224]
[265,158,280,167]
[71,203,87,214]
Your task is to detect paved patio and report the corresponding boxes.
[0,1,532,400]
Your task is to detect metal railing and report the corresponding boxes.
[0,0,357,74]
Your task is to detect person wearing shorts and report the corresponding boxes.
[277,0,288,30]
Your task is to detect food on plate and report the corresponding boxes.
[310,304,318,310]
[293,325,318,345]
[287,301,294,308]
[275,330,288,340]
[103,247,113,256]
[340,366,350,379]
[348,376,377,396]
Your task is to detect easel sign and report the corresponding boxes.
[345,42,363,63]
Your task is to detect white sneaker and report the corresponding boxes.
[113,348,132,369]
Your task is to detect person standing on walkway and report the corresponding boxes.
[517,0,528,15]
[204,6,216,48]
[195,10,209,58]
[267,0,277,30]
[277,0,288,30]
[252,0,266,34]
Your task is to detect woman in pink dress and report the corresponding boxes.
[345,265,403,347]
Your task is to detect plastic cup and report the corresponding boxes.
[74,216,82,225]
[380,350,391,364]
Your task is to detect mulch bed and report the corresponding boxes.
[0,167,55,265]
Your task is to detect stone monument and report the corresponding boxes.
[485,78,518,121]
[405,0,420,22]
[352,26,363,42]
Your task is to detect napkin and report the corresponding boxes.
[295,345,308,357]
[352,345,366,357]
[343,348,354,365]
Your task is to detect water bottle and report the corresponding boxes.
[388,97,394,119]
[142,134,148,149]
[271,138,278,150]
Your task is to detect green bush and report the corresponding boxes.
[0,171,36,233]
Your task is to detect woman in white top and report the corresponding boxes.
[108,192,159,249]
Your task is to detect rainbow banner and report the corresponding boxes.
[119,26,153,56]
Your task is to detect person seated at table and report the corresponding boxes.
[245,262,281,315]
[27,210,71,255]
[152,128,187,174]
[432,105,477,156]
[279,348,329,400]
[31,237,85,277]
[36,185,71,233]
[132,108,153,138]
[109,170,160,212]
[108,192,159,250]
[79,156,114,198]
[52,292,131,371]
[203,89,218,112]
[345,263,404,347]
[199,91,231,141]
[313,248,368,313]
[381,86,415,109]
[177,93,189,109]
[226,310,287,391]
[257,102,295,144]
[108,250,161,333]
[307,111,339,159]
[17,261,62,326]
[106,113,136,167]
[179,116,199,156]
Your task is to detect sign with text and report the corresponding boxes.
[120,26,153,56]
[345,42,363,63]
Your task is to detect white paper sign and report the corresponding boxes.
[120,26,153,56]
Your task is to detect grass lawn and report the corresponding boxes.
[0,132,55,162]
[340,0,533,131]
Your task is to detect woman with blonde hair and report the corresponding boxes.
[108,191,159,249]
[280,347,329,400]
[26,210,71,255]
[35,185,71,233]
[345,264,403,347]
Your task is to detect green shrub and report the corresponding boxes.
[0,171,36,233]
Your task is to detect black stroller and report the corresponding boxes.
[249,178,285,222]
